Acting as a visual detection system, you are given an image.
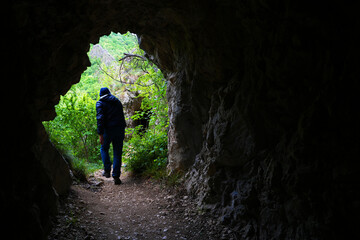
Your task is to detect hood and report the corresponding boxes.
[99,87,110,96]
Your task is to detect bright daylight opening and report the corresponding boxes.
[43,32,169,181]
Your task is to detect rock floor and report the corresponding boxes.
[48,170,235,240]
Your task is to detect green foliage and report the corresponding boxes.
[43,86,102,179]
[44,87,99,162]
[121,50,169,176]
[98,32,138,59]
[95,32,169,177]
[123,123,168,174]
[43,31,169,180]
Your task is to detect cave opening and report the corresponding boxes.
[43,31,169,181]
[41,32,179,239]
[6,0,360,239]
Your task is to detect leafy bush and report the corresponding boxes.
[43,87,101,178]
[43,32,170,180]
[123,123,168,174]
[121,60,169,176]
[44,88,99,162]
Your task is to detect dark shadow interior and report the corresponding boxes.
[5,1,360,239]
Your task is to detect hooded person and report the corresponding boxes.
[96,87,126,184]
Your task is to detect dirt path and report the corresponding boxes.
[49,170,232,240]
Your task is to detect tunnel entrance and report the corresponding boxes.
[43,32,168,180]
[7,1,360,239]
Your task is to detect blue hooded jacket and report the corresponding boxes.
[96,88,126,135]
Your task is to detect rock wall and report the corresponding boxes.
[181,2,360,239]
[5,0,360,239]
[182,2,360,239]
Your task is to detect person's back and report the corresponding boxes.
[96,92,126,133]
[96,87,126,185]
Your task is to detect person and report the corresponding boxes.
[96,87,126,185]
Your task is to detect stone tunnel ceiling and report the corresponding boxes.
[5,0,360,239]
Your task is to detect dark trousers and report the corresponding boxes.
[100,126,125,178]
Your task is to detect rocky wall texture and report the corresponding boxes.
[183,2,360,239]
[5,0,360,239]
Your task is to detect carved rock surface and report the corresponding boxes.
[5,0,360,239]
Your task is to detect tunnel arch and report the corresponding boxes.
[7,1,209,238]
[6,0,360,239]
[19,0,205,170]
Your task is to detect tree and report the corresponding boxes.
[44,31,169,177]
[44,87,99,163]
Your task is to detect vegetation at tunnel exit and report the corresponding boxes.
[43,32,169,181]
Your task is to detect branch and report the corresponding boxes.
[119,53,148,62]
[98,64,134,85]
[98,61,153,88]
[118,53,150,81]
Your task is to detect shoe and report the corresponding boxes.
[114,177,122,185]
[102,171,110,178]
